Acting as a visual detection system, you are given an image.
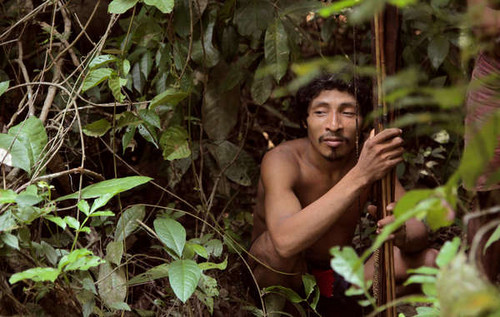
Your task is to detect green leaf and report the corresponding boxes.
[45,215,67,229]
[106,241,123,266]
[82,68,114,92]
[302,273,317,299]
[58,249,104,271]
[427,36,449,69]
[185,242,208,259]
[234,0,274,38]
[138,109,161,129]
[205,239,223,257]
[264,18,289,82]
[116,111,141,129]
[0,211,17,232]
[403,274,437,286]
[122,59,131,76]
[154,217,186,258]
[137,123,158,148]
[143,0,174,13]
[2,233,19,250]
[64,216,80,230]
[122,125,136,153]
[108,0,139,14]
[319,0,360,17]
[114,205,146,241]
[198,257,228,271]
[330,246,364,288]
[160,126,191,161]
[139,51,153,81]
[263,285,304,303]
[0,134,30,172]
[0,189,17,204]
[209,141,256,186]
[9,267,60,284]
[191,9,220,68]
[0,81,9,97]
[406,266,440,275]
[251,65,273,105]
[436,237,461,268]
[168,259,202,303]
[8,116,48,173]
[97,262,127,308]
[15,185,42,207]
[89,55,118,69]
[108,76,126,103]
[57,176,151,201]
[78,200,91,216]
[484,224,500,254]
[128,263,169,285]
[149,88,188,109]
[91,193,114,213]
[394,189,434,218]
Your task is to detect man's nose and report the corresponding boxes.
[326,113,342,131]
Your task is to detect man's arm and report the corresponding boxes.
[263,128,404,259]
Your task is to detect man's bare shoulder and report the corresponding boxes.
[261,138,308,168]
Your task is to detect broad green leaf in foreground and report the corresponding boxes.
[58,248,104,272]
[108,0,139,14]
[330,246,364,288]
[114,205,146,241]
[154,217,186,258]
[56,176,152,201]
[436,237,460,268]
[168,259,202,303]
[9,267,60,284]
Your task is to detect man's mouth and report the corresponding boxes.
[319,135,347,147]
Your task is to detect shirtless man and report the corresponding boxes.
[249,74,438,315]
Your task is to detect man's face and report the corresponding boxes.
[306,89,361,162]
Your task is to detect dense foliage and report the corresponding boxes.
[0,0,499,316]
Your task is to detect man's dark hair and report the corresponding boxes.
[293,73,372,124]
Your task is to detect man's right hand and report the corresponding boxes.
[355,128,404,183]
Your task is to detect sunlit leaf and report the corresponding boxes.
[57,176,152,201]
[436,237,460,268]
[9,267,60,284]
[89,55,117,69]
[198,257,228,271]
[330,246,364,288]
[82,68,114,92]
[484,224,500,254]
[318,0,360,17]
[0,189,17,204]
[108,0,139,14]
[154,217,186,258]
[77,200,91,216]
[168,259,202,303]
[114,205,146,241]
[59,248,104,271]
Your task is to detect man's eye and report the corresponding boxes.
[314,111,326,115]
[343,112,356,116]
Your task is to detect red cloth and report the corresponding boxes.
[311,269,335,298]
[464,52,500,191]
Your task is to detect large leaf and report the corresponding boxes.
[209,141,256,186]
[330,246,364,288]
[0,134,31,172]
[97,262,127,308]
[149,88,189,109]
[8,116,48,172]
[83,119,111,137]
[264,18,289,82]
[82,68,114,92]
[89,55,118,69]
[144,0,174,13]
[427,35,449,69]
[57,176,152,201]
[202,63,240,140]
[191,8,220,68]
[58,248,104,272]
[114,205,146,241]
[139,109,161,129]
[106,241,124,266]
[108,0,139,14]
[0,189,17,204]
[234,0,274,38]
[9,267,60,284]
[154,217,186,258]
[160,126,191,161]
[168,259,202,303]
[0,81,9,97]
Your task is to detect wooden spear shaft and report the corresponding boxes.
[374,11,397,317]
